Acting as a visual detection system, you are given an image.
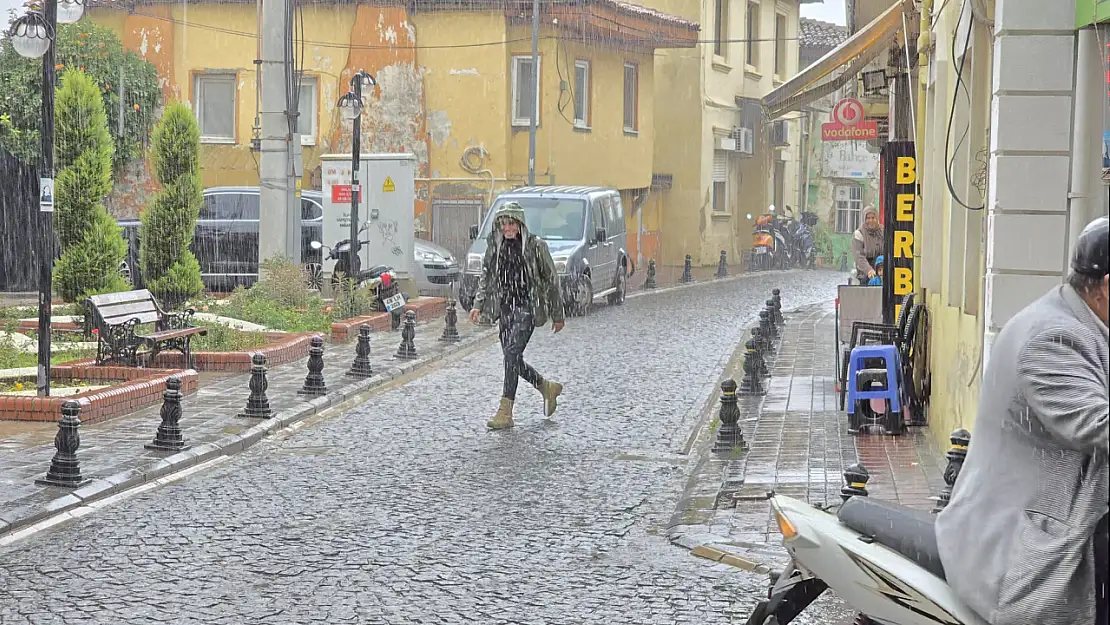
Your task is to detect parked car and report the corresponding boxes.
[119,186,459,294]
[458,186,633,316]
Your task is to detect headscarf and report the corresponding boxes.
[862,206,880,233]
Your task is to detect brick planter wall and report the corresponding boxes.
[148,332,320,372]
[330,297,447,342]
[0,364,198,424]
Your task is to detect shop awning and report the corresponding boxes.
[761,0,911,118]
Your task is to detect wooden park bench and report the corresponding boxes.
[84,290,208,367]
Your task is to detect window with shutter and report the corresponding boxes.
[712,150,728,212]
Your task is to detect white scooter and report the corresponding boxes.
[745,491,989,625]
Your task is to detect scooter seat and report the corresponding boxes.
[838,496,947,581]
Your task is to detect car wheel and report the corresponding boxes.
[607,264,627,306]
[570,274,593,316]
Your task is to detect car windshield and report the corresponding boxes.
[481,198,586,241]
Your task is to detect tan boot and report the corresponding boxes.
[536,379,563,418]
[487,397,514,430]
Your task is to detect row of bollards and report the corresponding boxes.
[36,302,468,489]
[712,290,785,453]
[641,252,741,289]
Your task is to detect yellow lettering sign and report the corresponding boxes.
[896,156,916,185]
[894,267,913,295]
[896,193,915,221]
[894,230,913,259]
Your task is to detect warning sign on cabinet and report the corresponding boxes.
[383,176,395,192]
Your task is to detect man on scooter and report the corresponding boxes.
[935,216,1109,625]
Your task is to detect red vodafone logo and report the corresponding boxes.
[822,97,878,141]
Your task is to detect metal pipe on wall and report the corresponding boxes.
[914,0,933,299]
[1068,26,1106,261]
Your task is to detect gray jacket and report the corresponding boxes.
[935,284,1109,625]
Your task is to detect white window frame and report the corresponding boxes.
[745,1,760,70]
[713,0,728,58]
[297,75,318,146]
[712,149,729,212]
[573,59,590,129]
[774,12,787,78]
[623,62,638,133]
[834,184,863,234]
[511,55,541,128]
[194,72,237,144]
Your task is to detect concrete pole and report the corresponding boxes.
[259,0,291,269]
[527,0,540,186]
[1068,26,1105,259]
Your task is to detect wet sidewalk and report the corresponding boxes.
[669,299,947,566]
[0,315,498,538]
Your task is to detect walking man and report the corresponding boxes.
[468,202,565,430]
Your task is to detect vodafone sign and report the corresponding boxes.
[822,98,879,141]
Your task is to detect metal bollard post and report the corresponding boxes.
[145,376,189,451]
[238,353,272,419]
[758,311,776,356]
[738,337,766,396]
[36,400,92,488]
[765,300,780,340]
[298,336,329,397]
[439,299,461,343]
[681,254,694,283]
[771,288,784,325]
[346,324,374,378]
[712,378,747,453]
[395,310,418,360]
[716,250,728,278]
[644,259,657,289]
[752,327,770,376]
[932,428,971,513]
[841,463,871,501]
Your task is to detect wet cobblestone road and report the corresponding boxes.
[0,271,846,624]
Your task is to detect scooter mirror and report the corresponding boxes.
[310,241,323,250]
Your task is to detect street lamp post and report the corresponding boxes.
[8,0,85,398]
[337,69,375,278]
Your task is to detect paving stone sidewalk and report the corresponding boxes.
[0,315,497,536]
[669,299,947,567]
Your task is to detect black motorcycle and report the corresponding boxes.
[309,238,406,330]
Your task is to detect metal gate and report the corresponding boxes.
[431,197,486,261]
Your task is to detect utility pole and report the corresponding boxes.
[259,0,293,268]
[527,0,540,186]
[37,0,57,397]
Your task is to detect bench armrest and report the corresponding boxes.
[162,308,198,331]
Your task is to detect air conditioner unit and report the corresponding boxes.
[771,120,789,146]
[718,136,738,152]
[733,127,754,155]
[300,134,315,147]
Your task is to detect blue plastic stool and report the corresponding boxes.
[846,344,901,415]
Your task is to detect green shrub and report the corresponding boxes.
[0,21,160,173]
[140,103,204,308]
[52,70,127,303]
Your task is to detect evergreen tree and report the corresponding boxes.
[139,102,204,307]
[52,70,128,302]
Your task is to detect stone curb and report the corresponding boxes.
[0,267,808,541]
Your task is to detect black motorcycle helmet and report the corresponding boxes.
[1072,216,1109,278]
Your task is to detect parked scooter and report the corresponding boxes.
[744,493,989,625]
[789,211,818,269]
[748,206,791,271]
[309,235,407,330]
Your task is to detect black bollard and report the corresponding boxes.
[346,324,374,378]
[738,338,766,396]
[771,289,784,325]
[712,378,747,453]
[933,428,971,513]
[681,254,694,283]
[298,336,329,396]
[238,353,273,419]
[758,311,776,355]
[765,300,781,340]
[751,327,771,377]
[644,259,657,289]
[145,376,189,451]
[36,400,92,488]
[439,299,461,343]
[841,463,871,501]
[716,250,728,278]
[395,310,418,360]
[839,253,849,272]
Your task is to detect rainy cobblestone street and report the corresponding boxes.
[1,270,847,624]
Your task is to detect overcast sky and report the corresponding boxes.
[801,0,847,25]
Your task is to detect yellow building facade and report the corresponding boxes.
[88,0,697,260]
